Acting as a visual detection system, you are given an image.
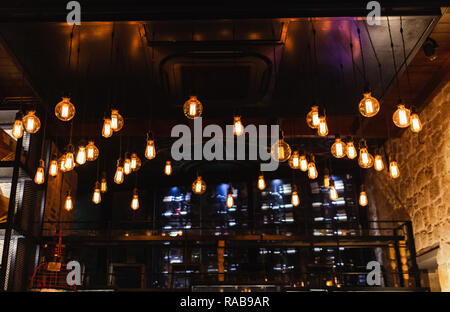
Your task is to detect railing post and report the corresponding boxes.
[405,221,421,288]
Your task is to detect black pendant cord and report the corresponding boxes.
[399,16,414,110]
[39,112,48,160]
[311,19,321,112]
[362,22,384,97]
[108,23,116,112]
[306,26,315,107]
[349,39,362,139]
[356,25,368,90]
[66,25,76,91]
[96,156,100,181]
[387,16,402,102]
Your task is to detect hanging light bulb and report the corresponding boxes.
[323,168,330,189]
[130,153,141,172]
[306,105,320,129]
[359,92,380,117]
[92,181,101,204]
[317,116,328,136]
[59,154,68,172]
[86,141,99,161]
[49,157,58,177]
[164,161,172,176]
[226,187,234,208]
[64,145,75,171]
[34,159,45,185]
[291,185,300,207]
[358,141,374,169]
[331,137,346,158]
[100,172,107,193]
[131,188,140,210]
[192,175,206,195]
[123,154,132,175]
[346,140,357,159]
[183,96,203,119]
[22,110,41,133]
[233,116,244,136]
[76,145,87,165]
[307,156,318,180]
[12,114,24,139]
[145,134,156,160]
[299,154,308,172]
[288,150,301,169]
[64,191,73,211]
[55,97,75,121]
[110,109,124,132]
[329,179,338,201]
[270,132,291,162]
[257,173,266,190]
[114,158,124,184]
[359,185,368,206]
[374,154,385,172]
[389,159,400,179]
[410,113,422,133]
[392,104,411,128]
[102,118,113,138]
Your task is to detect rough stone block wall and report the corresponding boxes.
[366,79,450,291]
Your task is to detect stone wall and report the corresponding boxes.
[366,79,450,291]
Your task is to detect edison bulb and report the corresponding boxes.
[49,159,58,177]
[358,148,374,168]
[329,185,338,201]
[291,187,300,207]
[192,176,206,194]
[102,118,113,138]
[233,116,244,136]
[76,145,87,165]
[323,174,330,189]
[164,161,172,176]
[359,186,368,206]
[392,104,411,128]
[110,109,124,132]
[130,153,141,171]
[257,174,266,190]
[123,156,132,175]
[331,138,346,158]
[317,116,328,136]
[92,182,101,204]
[131,188,140,210]
[86,141,99,161]
[34,159,45,185]
[410,113,422,133]
[114,159,124,184]
[374,155,384,171]
[12,118,24,139]
[299,155,308,172]
[101,173,107,193]
[22,111,41,133]
[271,139,291,162]
[306,106,320,129]
[359,92,380,117]
[55,97,75,121]
[307,161,318,180]
[64,150,75,171]
[346,141,357,159]
[145,139,156,159]
[64,193,73,211]
[226,188,234,208]
[389,161,400,179]
[59,154,68,172]
[288,150,301,169]
[183,96,203,119]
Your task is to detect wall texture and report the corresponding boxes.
[366,79,450,291]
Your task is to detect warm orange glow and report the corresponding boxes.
[291,187,300,207]
[233,116,244,136]
[359,186,368,206]
[358,148,374,169]
[323,174,330,189]
[86,141,99,161]
[183,96,203,119]
[12,119,24,139]
[257,174,266,190]
[76,146,87,165]
[226,188,234,208]
[145,139,156,159]
[308,161,318,180]
[329,180,338,201]
[346,141,357,159]
[164,161,172,176]
[359,92,380,117]
[130,153,141,171]
[22,111,41,133]
[100,174,107,193]
[64,151,75,171]
[374,155,385,171]
[65,193,73,211]
[131,188,140,210]
[306,106,320,129]
[410,113,422,133]
[393,104,411,128]
[34,159,45,185]
[123,156,132,175]
[299,154,308,172]
[389,161,400,179]
[92,182,101,204]
[102,118,113,138]
[317,116,328,136]
[192,175,206,194]
[288,150,301,169]
[55,97,75,121]
[114,159,124,184]
[49,159,58,177]
[271,139,291,162]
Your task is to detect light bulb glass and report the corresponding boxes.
[192,176,207,194]
[410,113,422,133]
[86,141,99,161]
[329,186,338,201]
[131,192,140,211]
[92,182,101,204]
[22,111,41,133]
[49,159,58,177]
[317,116,328,136]
[358,148,374,168]
[130,153,141,171]
[65,194,73,211]
[257,174,266,190]
[331,138,346,158]
[145,139,156,159]
[299,155,308,172]
[233,116,244,136]
[291,189,300,207]
[346,141,357,159]
[374,155,384,171]
[392,104,411,128]
[183,96,203,119]
[64,152,75,171]
[306,106,320,129]
[110,109,124,132]
[288,150,301,169]
[226,191,234,208]
[55,97,75,121]
[123,157,131,175]
[12,119,24,139]
[164,161,172,176]
[323,174,330,188]
[389,161,400,179]
[34,160,45,184]
[59,154,68,172]
[76,146,87,165]
[359,191,368,206]
[308,162,318,180]
[271,139,291,162]
[101,176,107,193]
[102,118,113,138]
[114,160,124,184]
[359,92,380,117]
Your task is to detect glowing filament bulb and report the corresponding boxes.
[288,150,301,169]
[131,188,140,210]
[12,119,24,139]
[257,174,266,190]
[192,175,206,194]
[358,147,374,169]
[299,155,308,172]
[123,156,132,175]
[374,155,384,171]
[189,103,197,116]
[114,159,124,184]
[291,187,300,207]
[317,116,328,136]
[164,161,172,176]
[55,97,75,121]
[64,152,75,171]
[346,141,357,159]
[101,174,107,193]
[92,182,101,204]
[389,161,400,179]
[102,118,113,138]
[226,188,234,208]
[233,116,244,136]
[22,110,41,133]
[359,186,368,206]
[365,99,373,114]
[410,113,422,133]
[145,139,156,159]
[86,141,99,161]
[34,159,45,185]
[329,180,338,201]
[331,138,346,158]
[76,146,86,165]
[306,106,320,129]
[111,110,118,130]
[323,174,330,189]
[65,193,73,211]
[392,104,411,128]
[308,161,318,180]
[49,159,58,177]
[359,92,380,117]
